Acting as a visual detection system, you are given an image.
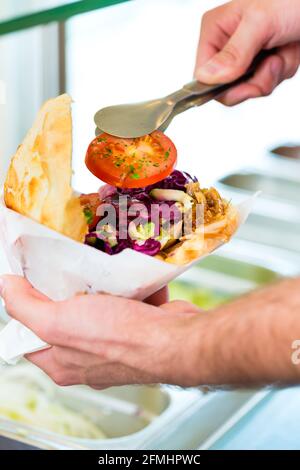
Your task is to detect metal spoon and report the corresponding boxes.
[94,50,275,138]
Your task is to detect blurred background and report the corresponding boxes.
[1,0,300,189]
[0,0,300,451]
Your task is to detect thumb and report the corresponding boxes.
[196,15,267,84]
[0,275,56,341]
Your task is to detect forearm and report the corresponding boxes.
[3,275,300,389]
[189,277,300,387]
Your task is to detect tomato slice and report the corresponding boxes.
[85,131,177,188]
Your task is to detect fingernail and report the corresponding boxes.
[0,277,4,297]
[197,59,223,80]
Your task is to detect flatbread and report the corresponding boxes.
[4,94,88,242]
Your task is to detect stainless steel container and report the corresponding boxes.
[0,364,204,450]
[219,172,300,205]
[217,171,300,257]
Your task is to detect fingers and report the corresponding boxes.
[218,54,284,105]
[218,42,300,105]
[194,5,229,72]
[279,42,300,79]
[26,348,84,386]
[0,275,58,343]
[0,275,135,351]
[0,274,164,356]
[26,346,153,388]
[27,347,100,386]
[196,9,272,84]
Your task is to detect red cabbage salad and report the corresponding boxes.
[81,170,199,256]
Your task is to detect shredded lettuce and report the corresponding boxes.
[128,221,155,241]
[0,368,106,439]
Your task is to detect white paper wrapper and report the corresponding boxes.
[0,195,255,364]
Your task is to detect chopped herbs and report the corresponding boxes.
[83,207,94,225]
[86,131,176,188]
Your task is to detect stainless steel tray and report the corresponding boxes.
[217,170,300,255]
[0,381,272,450]
[150,389,272,450]
[237,212,300,253]
[170,242,282,310]
[0,363,204,450]
[217,170,300,225]
[219,172,300,204]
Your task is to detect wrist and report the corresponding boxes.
[181,311,227,387]
[169,314,213,387]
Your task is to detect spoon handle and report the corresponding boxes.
[157,49,277,133]
[180,49,277,105]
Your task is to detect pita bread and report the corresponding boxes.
[4,94,88,242]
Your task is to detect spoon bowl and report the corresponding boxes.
[95,98,175,138]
